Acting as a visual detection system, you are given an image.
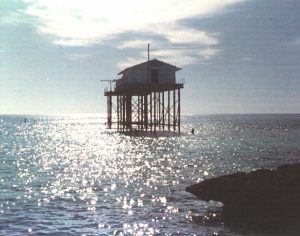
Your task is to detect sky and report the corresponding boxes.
[1,0,300,115]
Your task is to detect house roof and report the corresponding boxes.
[117,59,181,75]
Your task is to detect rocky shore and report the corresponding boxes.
[186,163,300,227]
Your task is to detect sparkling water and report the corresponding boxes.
[1,114,300,235]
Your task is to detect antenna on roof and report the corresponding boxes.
[148,43,150,62]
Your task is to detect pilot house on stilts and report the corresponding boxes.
[104,55,184,134]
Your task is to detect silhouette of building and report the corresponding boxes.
[104,58,184,133]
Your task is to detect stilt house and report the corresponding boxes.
[104,59,184,133]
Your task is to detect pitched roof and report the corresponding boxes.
[117,59,181,75]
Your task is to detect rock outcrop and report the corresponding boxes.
[186,163,300,227]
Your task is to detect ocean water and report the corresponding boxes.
[0,114,300,236]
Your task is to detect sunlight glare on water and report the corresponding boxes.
[1,114,300,235]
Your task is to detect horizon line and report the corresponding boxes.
[1,112,300,117]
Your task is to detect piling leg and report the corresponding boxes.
[142,95,144,131]
[117,95,119,131]
[154,92,156,133]
[122,95,126,132]
[173,89,176,132]
[126,96,132,132]
[168,90,170,131]
[107,95,112,129]
[178,89,181,134]
[162,92,165,131]
[158,92,161,131]
[137,96,140,130]
[150,93,153,132]
[144,95,148,131]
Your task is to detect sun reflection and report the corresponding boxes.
[3,114,286,235]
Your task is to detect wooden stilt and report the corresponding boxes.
[144,95,148,131]
[107,95,112,129]
[162,92,165,131]
[173,89,176,132]
[168,90,170,131]
[123,95,125,132]
[137,96,140,130]
[150,93,152,132]
[178,89,181,134]
[154,92,156,133]
[158,92,161,131]
[117,95,119,131]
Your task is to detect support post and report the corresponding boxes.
[119,96,121,131]
[144,95,148,131]
[122,95,126,132]
[141,95,143,130]
[126,96,132,132]
[168,90,170,131]
[154,91,156,133]
[137,96,140,129]
[107,95,112,129]
[178,89,181,134]
[150,93,152,132]
[117,95,119,131]
[162,92,165,131]
[173,89,176,132]
[158,92,161,131]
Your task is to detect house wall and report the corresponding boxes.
[124,63,148,85]
[117,62,176,88]
[157,63,176,84]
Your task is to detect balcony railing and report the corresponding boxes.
[176,77,185,84]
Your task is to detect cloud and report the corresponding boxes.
[17,0,244,47]
[162,27,219,45]
[117,57,147,69]
[6,0,246,65]
[117,40,157,49]
[148,49,198,65]
[68,53,91,60]
[0,11,24,25]
[198,47,220,59]
[117,46,220,69]
[116,26,221,67]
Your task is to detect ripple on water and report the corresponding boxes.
[1,114,300,235]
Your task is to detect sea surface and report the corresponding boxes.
[1,114,300,236]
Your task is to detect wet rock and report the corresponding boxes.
[186,163,300,227]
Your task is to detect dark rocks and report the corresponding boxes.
[186,163,300,228]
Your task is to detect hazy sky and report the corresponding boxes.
[1,0,300,115]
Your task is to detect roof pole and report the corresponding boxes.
[148,43,150,62]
